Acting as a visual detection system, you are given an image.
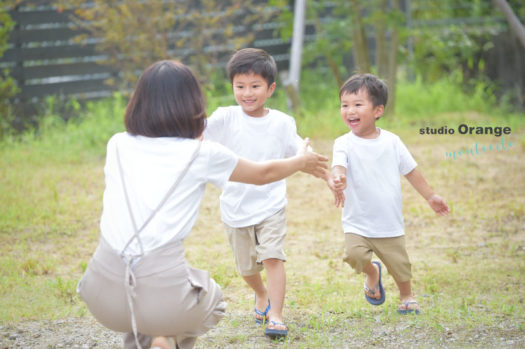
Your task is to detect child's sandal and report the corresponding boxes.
[264,320,288,339]
[254,295,270,324]
[397,300,420,314]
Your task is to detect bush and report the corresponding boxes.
[0,6,20,139]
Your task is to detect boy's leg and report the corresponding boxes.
[370,236,419,312]
[242,273,269,318]
[262,258,286,324]
[254,209,288,332]
[362,261,381,300]
[224,223,267,320]
[394,279,419,312]
[343,233,381,300]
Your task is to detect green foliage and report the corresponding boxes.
[301,1,353,87]
[408,0,521,82]
[54,0,280,91]
[1,93,126,163]
[2,70,520,152]
[274,0,524,113]
[291,68,523,139]
[0,6,20,139]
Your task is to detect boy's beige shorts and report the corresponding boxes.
[224,208,287,276]
[343,233,412,282]
[77,237,226,349]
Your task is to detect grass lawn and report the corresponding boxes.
[0,112,524,347]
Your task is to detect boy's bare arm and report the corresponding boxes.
[404,168,450,216]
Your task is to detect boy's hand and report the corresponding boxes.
[332,173,346,192]
[332,188,345,207]
[327,173,346,207]
[427,194,450,216]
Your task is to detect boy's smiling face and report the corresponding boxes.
[340,88,384,139]
[232,72,276,117]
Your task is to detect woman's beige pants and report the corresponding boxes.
[77,238,226,349]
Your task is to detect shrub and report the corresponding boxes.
[0,6,20,139]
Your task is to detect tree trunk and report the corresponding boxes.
[376,0,388,78]
[385,0,400,116]
[327,57,344,88]
[350,0,371,73]
[493,0,525,48]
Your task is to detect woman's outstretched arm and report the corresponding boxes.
[229,139,328,185]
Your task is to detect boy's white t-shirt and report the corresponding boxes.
[100,132,239,255]
[204,105,301,227]
[332,129,417,238]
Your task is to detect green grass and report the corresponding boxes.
[1,76,525,347]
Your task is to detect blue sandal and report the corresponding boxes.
[254,295,270,324]
[397,300,420,315]
[264,320,288,339]
[364,261,386,306]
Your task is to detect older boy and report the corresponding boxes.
[204,48,302,338]
[330,74,450,314]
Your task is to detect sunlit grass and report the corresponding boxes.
[0,75,524,346]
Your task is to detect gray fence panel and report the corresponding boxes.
[8,27,89,43]
[1,1,294,102]
[10,62,116,81]
[10,9,71,25]
[21,79,111,99]
[3,44,99,62]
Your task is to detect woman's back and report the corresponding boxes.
[100,132,238,255]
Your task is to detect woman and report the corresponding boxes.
[77,60,327,349]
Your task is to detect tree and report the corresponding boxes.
[302,1,353,87]
[349,0,371,74]
[370,0,403,115]
[303,0,404,115]
[55,0,278,91]
[493,0,525,48]
[0,2,20,138]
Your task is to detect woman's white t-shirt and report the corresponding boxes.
[100,132,238,255]
[204,106,301,227]
[332,129,417,238]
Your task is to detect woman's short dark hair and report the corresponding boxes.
[124,60,206,138]
[339,73,388,108]
[226,48,277,86]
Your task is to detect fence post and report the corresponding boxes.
[282,0,305,115]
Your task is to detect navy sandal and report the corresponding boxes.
[397,300,420,314]
[364,261,386,305]
[264,320,288,339]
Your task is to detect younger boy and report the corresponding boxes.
[204,48,303,338]
[330,73,450,314]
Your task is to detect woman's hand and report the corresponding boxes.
[229,138,327,185]
[299,138,329,178]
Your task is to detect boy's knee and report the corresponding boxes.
[262,257,282,264]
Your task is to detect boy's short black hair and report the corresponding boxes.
[339,73,388,107]
[226,48,277,86]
